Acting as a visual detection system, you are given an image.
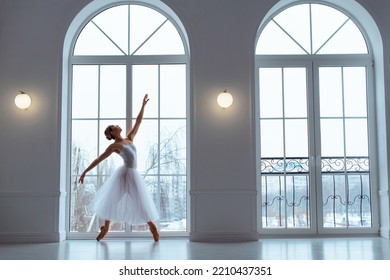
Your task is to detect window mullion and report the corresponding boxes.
[127,64,133,134]
[157,64,162,218]
[341,67,350,227]
[97,65,102,180]
[128,5,131,56]
[281,67,288,228]
[126,63,132,233]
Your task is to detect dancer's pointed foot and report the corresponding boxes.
[96,226,108,241]
[148,222,159,242]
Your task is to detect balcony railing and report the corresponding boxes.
[260,157,372,228]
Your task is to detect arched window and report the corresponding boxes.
[68,3,189,238]
[256,3,378,235]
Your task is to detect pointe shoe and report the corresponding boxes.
[96,226,108,241]
[148,223,160,242]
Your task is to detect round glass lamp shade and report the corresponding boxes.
[15,92,32,109]
[217,91,233,108]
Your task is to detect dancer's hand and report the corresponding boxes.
[143,94,149,106]
[78,172,86,184]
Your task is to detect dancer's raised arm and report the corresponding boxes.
[127,94,149,141]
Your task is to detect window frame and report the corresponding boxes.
[65,2,190,239]
[255,3,379,236]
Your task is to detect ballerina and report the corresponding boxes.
[78,94,159,241]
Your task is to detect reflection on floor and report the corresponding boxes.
[1,237,390,260]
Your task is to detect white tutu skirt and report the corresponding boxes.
[94,166,159,225]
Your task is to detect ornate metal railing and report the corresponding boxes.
[260,157,372,228]
[261,158,309,173]
[320,157,369,173]
[260,157,369,174]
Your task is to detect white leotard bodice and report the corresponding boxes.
[120,143,137,169]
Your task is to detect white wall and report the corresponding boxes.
[163,0,266,241]
[0,0,389,242]
[0,0,91,242]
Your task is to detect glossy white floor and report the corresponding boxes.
[1,237,390,260]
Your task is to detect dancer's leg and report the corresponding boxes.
[96,220,110,241]
[147,221,159,242]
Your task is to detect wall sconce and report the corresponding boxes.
[217,89,233,109]
[15,90,32,110]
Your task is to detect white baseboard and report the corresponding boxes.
[380,227,390,239]
[0,231,66,243]
[189,231,259,242]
